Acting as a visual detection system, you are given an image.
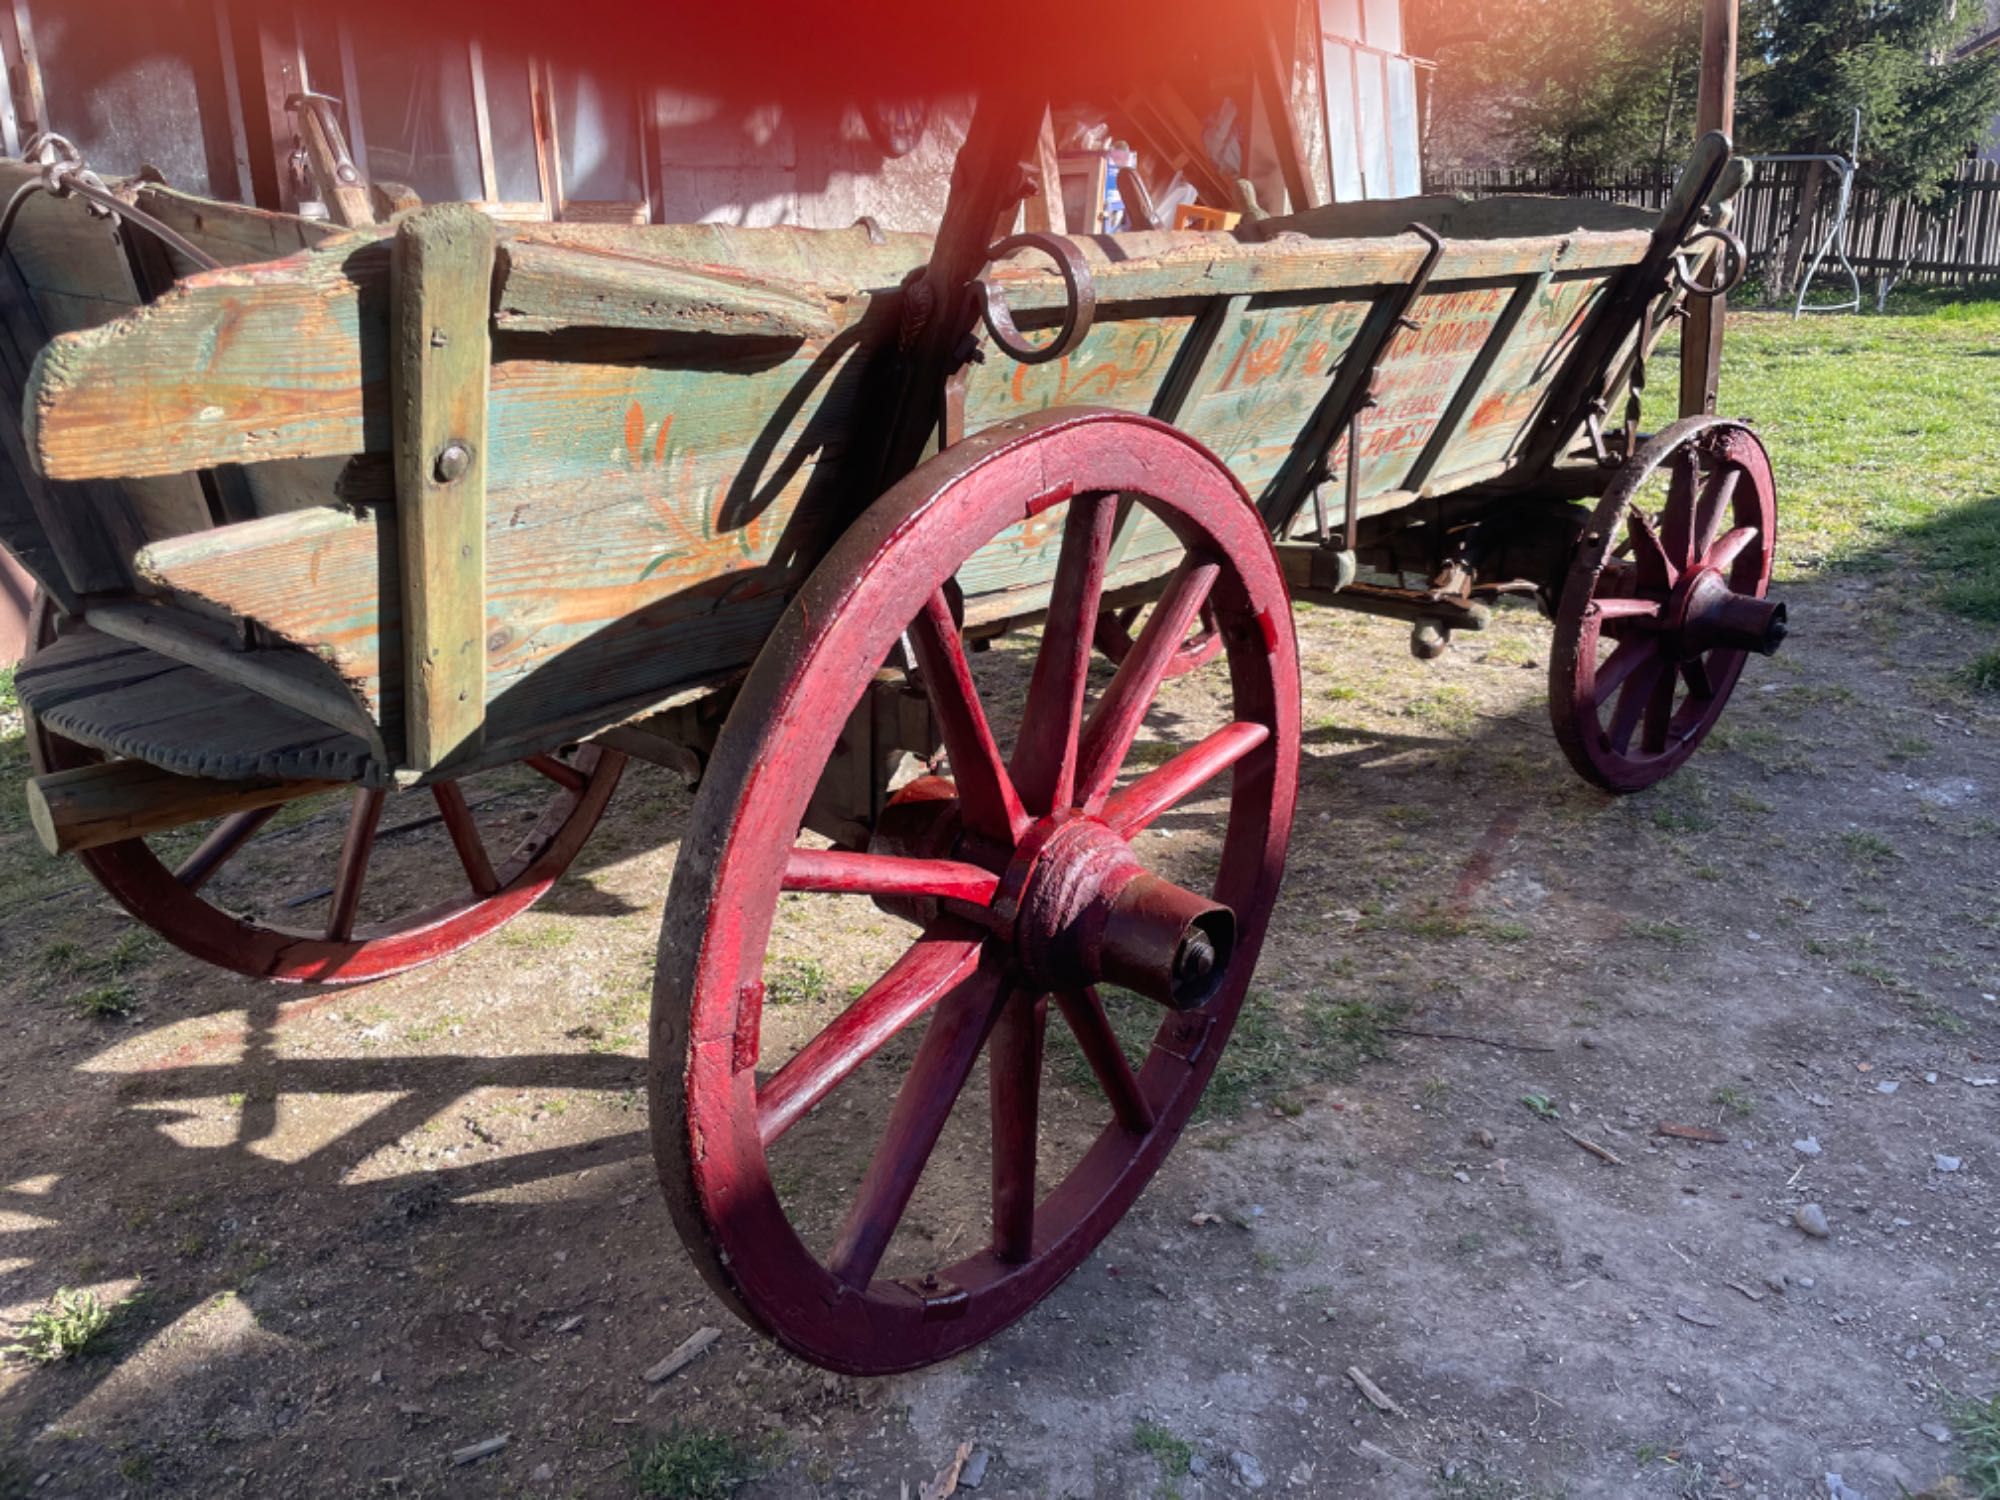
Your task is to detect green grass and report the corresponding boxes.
[3,1287,117,1364]
[1712,1086,1754,1117]
[1953,1391,2000,1499]
[1192,989,1401,1121]
[1134,1419,1194,1480]
[1966,648,2000,694]
[763,956,830,1007]
[1716,298,2000,651]
[630,1426,754,1500]
[70,982,134,1019]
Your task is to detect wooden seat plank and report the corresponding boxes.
[15,625,377,784]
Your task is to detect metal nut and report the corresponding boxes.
[434,441,473,484]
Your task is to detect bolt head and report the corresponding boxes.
[434,441,473,484]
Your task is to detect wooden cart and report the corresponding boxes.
[3,37,1781,1372]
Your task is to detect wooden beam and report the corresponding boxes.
[27,757,341,856]
[291,97,376,229]
[1023,108,1067,236]
[1680,0,1737,418]
[0,0,46,139]
[1254,3,1316,214]
[467,40,502,204]
[493,239,837,339]
[389,204,495,771]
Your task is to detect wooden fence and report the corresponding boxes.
[1429,158,2000,291]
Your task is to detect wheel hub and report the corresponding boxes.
[1664,567,1788,658]
[1000,815,1234,1012]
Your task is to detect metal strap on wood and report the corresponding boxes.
[390,204,495,772]
[1261,223,1445,544]
[1526,130,1734,473]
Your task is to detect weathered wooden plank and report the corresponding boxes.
[495,240,839,340]
[132,183,342,271]
[15,626,378,783]
[86,597,384,753]
[27,757,343,856]
[135,507,387,696]
[1397,271,1552,496]
[0,161,135,305]
[390,205,495,771]
[26,235,393,481]
[0,253,144,595]
[26,225,1653,483]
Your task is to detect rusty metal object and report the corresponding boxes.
[1529,131,1736,472]
[650,409,1299,1374]
[1672,225,1747,300]
[0,133,220,272]
[975,232,1097,366]
[1322,224,1447,549]
[1549,416,1782,793]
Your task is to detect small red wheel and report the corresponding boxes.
[1092,599,1223,679]
[652,408,1299,1374]
[22,596,624,985]
[1550,417,1784,794]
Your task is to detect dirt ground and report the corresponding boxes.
[0,550,1995,1499]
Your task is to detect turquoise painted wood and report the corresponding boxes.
[18,187,1671,777]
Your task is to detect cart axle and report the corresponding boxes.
[1671,570,1787,657]
[1006,816,1235,1013]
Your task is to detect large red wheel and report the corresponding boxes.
[23,597,624,985]
[651,408,1300,1374]
[1550,417,1783,794]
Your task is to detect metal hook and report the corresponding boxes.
[974,232,1097,366]
[1672,225,1748,300]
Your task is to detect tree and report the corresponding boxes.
[1412,0,2000,193]
[1741,0,2000,202]
[1410,0,1704,177]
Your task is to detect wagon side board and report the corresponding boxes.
[22,215,1660,776]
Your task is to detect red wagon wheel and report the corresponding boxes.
[1549,416,1784,794]
[651,408,1300,1374]
[23,597,624,985]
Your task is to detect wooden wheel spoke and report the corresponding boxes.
[1607,651,1669,754]
[173,807,278,893]
[781,848,999,908]
[825,963,1011,1287]
[759,929,986,1146]
[1693,466,1741,563]
[527,753,587,793]
[1626,508,1680,594]
[1054,987,1153,1135]
[1681,654,1717,702]
[1592,637,1654,706]
[1100,721,1270,839]
[989,991,1047,1263]
[1660,451,1699,573]
[1640,654,1680,754]
[1011,493,1118,815]
[1592,596,1662,622]
[432,781,499,897]
[1075,559,1221,811]
[324,787,387,942]
[1705,525,1759,576]
[909,591,1029,846]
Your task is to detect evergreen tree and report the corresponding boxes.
[1740,0,2000,202]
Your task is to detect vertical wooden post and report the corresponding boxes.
[1680,0,1737,417]
[390,205,495,771]
[1023,108,1067,236]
